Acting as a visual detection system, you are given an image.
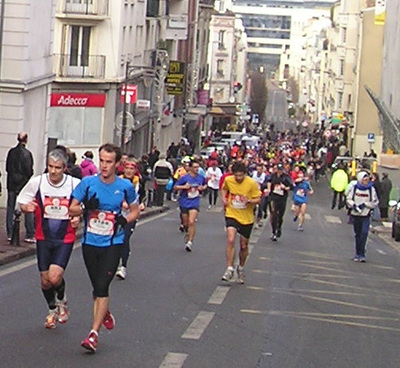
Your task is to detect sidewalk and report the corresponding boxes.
[0,205,170,267]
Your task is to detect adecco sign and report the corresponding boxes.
[51,93,106,107]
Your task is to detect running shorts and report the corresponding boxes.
[225,217,254,240]
[36,240,73,272]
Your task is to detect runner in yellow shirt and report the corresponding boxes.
[221,161,261,283]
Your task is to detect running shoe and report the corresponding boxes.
[271,234,277,242]
[45,309,58,329]
[57,298,70,324]
[221,267,234,281]
[236,266,245,284]
[293,215,298,222]
[352,256,360,262]
[276,229,282,238]
[185,241,192,252]
[359,256,366,263]
[103,310,115,330]
[81,330,98,353]
[24,238,36,243]
[208,205,212,210]
[298,225,304,231]
[179,224,184,233]
[116,266,127,280]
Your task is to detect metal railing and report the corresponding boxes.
[54,54,106,79]
[60,0,109,16]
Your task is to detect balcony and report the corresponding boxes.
[57,0,109,19]
[335,78,344,91]
[199,0,215,7]
[54,54,106,79]
[161,14,188,40]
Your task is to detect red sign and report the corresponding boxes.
[121,84,137,104]
[51,93,106,107]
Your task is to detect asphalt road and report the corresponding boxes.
[1,180,400,367]
[265,87,296,133]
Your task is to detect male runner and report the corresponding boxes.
[266,163,292,241]
[69,143,139,353]
[174,159,207,252]
[221,161,260,284]
[17,149,81,328]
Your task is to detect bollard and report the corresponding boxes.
[10,209,21,246]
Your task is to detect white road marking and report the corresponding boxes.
[159,352,188,368]
[376,249,387,255]
[181,311,215,339]
[325,215,342,224]
[208,286,230,305]
[382,222,392,228]
[305,213,311,220]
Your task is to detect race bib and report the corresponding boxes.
[273,184,284,196]
[87,210,115,236]
[188,187,200,199]
[43,196,70,220]
[231,195,247,209]
[296,189,305,197]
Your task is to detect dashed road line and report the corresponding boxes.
[208,286,230,305]
[376,249,387,255]
[181,311,215,340]
[159,352,188,368]
[325,215,342,224]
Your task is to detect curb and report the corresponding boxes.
[0,206,170,268]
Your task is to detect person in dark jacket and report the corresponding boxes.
[380,172,392,220]
[6,132,35,242]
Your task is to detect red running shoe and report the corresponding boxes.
[81,331,98,353]
[103,310,115,330]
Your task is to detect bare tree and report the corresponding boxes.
[250,69,268,123]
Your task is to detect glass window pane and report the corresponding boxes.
[83,108,102,145]
[70,26,79,66]
[81,27,91,66]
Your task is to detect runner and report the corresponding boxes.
[251,163,267,228]
[266,163,292,241]
[292,169,314,231]
[221,161,261,284]
[206,160,223,209]
[69,143,140,353]
[17,149,81,329]
[174,159,207,252]
[116,156,145,280]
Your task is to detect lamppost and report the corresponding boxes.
[120,50,169,150]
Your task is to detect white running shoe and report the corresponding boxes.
[45,309,58,329]
[56,297,70,324]
[221,267,234,281]
[116,266,127,280]
[236,266,245,284]
[185,241,193,252]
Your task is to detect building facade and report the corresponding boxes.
[0,0,57,207]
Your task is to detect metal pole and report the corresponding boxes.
[121,62,129,149]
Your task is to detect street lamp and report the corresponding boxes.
[120,50,169,150]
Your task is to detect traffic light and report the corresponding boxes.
[233,81,243,94]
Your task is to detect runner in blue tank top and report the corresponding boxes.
[70,143,140,353]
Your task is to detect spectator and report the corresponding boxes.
[66,150,82,179]
[148,146,160,169]
[5,132,35,242]
[153,153,173,206]
[380,172,392,220]
[80,151,98,177]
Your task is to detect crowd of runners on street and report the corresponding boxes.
[1,125,391,353]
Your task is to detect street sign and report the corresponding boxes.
[367,132,375,143]
[121,84,137,104]
[136,99,151,110]
[166,60,185,95]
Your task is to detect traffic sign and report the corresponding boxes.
[367,132,375,143]
[121,84,137,104]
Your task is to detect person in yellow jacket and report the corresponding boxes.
[330,162,349,209]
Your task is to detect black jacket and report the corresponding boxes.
[6,143,34,192]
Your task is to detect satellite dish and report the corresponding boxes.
[115,111,134,132]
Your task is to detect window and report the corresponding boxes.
[337,92,343,110]
[216,59,224,78]
[218,30,225,50]
[339,60,344,76]
[69,26,91,67]
[49,107,103,146]
[342,27,347,43]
